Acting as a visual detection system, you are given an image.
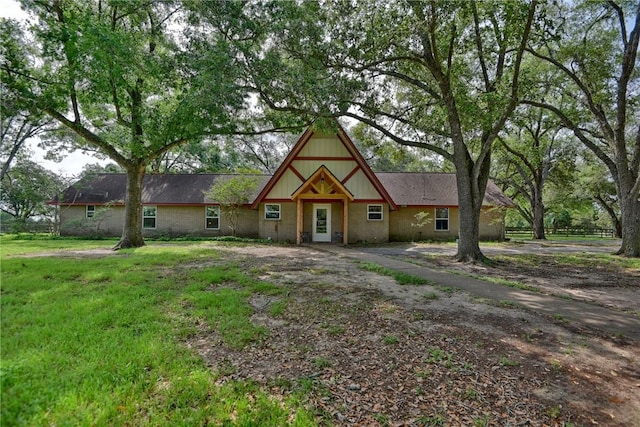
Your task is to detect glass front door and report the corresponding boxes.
[312,204,331,242]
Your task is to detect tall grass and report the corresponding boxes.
[1,242,315,426]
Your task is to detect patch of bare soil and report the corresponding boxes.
[188,246,640,426]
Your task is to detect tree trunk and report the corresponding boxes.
[614,218,622,239]
[594,195,622,238]
[618,192,640,257]
[532,187,546,240]
[456,196,485,262]
[113,165,146,250]
[454,165,489,263]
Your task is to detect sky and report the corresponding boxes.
[2,0,108,178]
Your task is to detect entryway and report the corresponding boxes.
[312,204,331,242]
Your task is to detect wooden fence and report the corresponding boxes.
[505,226,615,238]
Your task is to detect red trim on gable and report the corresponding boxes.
[335,130,398,210]
[251,121,399,210]
[399,205,459,208]
[295,156,354,161]
[288,164,306,182]
[262,198,294,203]
[351,199,387,204]
[251,128,315,209]
[341,165,361,185]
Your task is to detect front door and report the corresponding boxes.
[312,204,331,242]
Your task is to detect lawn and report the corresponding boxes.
[0,237,315,426]
[2,236,638,426]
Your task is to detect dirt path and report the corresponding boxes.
[355,241,639,315]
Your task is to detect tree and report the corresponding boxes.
[252,0,538,261]
[0,159,63,230]
[494,106,577,239]
[205,175,259,237]
[0,18,55,182]
[524,1,640,256]
[575,154,622,238]
[1,1,275,249]
[221,134,295,174]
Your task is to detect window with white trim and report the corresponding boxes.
[367,204,383,221]
[205,206,220,229]
[265,204,281,220]
[143,206,157,229]
[435,207,449,231]
[86,205,96,218]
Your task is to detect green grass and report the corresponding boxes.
[0,234,120,256]
[360,262,433,285]
[1,240,316,426]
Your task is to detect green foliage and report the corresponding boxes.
[0,159,64,224]
[205,175,260,236]
[1,1,296,248]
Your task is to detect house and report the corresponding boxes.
[55,125,515,243]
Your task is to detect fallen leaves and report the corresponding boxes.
[186,251,639,426]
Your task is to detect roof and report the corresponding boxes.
[56,173,271,205]
[55,172,514,208]
[375,173,516,207]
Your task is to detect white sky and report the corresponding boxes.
[2,0,108,178]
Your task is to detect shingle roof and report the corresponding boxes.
[56,172,514,207]
[374,173,515,207]
[57,173,271,205]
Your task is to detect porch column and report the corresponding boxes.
[342,198,348,245]
[296,198,303,244]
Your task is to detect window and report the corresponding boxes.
[143,206,157,229]
[205,206,220,229]
[367,204,383,221]
[265,204,281,220]
[86,205,96,218]
[435,207,449,231]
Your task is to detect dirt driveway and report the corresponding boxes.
[355,240,639,315]
[188,243,640,426]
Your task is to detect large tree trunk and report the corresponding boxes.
[532,186,546,240]
[456,195,485,262]
[455,159,490,263]
[618,190,640,257]
[113,165,146,250]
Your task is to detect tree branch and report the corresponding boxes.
[341,111,453,161]
[522,99,618,177]
[43,107,128,166]
[471,1,491,90]
[525,48,615,142]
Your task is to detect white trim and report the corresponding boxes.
[143,205,157,229]
[312,204,331,242]
[86,205,96,218]
[264,203,281,220]
[367,204,383,221]
[205,205,220,230]
[435,207,449,231]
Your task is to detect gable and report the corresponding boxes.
[251,123,397,209]
[291,165,354,200]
